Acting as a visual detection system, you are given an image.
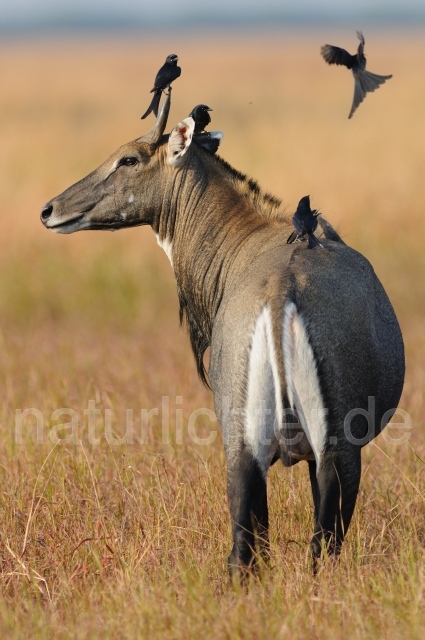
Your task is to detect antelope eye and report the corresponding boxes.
[120,156,138,167]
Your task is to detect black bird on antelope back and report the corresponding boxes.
[287,195,321,249]
[141,54,181,119]
[321,31,392,119]
[188,104,213,134]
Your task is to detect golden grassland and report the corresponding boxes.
[0,29,424,638]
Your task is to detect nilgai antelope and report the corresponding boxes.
[40,93,405,576]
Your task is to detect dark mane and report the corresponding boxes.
[213,155,286,221]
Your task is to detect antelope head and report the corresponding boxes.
[40,92,195,233]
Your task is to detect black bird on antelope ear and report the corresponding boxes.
[321,31,392,119]
[188,104,213,134]
[287,195,322,249]
[187,104,223,155]
[141,53,181,120]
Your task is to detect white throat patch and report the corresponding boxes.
[153,232,173,268]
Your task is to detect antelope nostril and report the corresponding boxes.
[41,203,53,221]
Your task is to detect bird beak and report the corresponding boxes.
[208,108,213,111]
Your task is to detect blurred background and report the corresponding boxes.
[0,1,424,633]
[2,0,425,30]
[0,0,424,437]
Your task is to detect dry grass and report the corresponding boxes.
[0,28,424,638]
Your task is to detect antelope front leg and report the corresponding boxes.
[226,447,269,578]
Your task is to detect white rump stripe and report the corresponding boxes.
[283,302,327,465]
[245,306,282,474]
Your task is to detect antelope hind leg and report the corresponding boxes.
[309,446,361,571]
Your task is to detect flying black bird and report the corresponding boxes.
[188,104,212,134]
[321,31,392,119]
[287,196,321,249]
[141,54,181,120]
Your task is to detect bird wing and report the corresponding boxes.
[204,110,212,128]
[287,230,300,245]
[154,64,180,90]
[321,44,354,69]
[356,30,365,56]
[153,63,170,89]
[356,31,365,44]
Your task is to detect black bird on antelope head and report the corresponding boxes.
[321,31,392,119]
[141,54,181,119]
[287,195,321,249]
[188,104,213,134]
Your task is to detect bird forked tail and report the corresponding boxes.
[349,70,392,119]
[141,89,162,120]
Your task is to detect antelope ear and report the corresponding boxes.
[167,117,195,166]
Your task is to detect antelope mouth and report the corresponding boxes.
[47,213,86,234]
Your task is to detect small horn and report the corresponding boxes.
[142,89,172,146]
